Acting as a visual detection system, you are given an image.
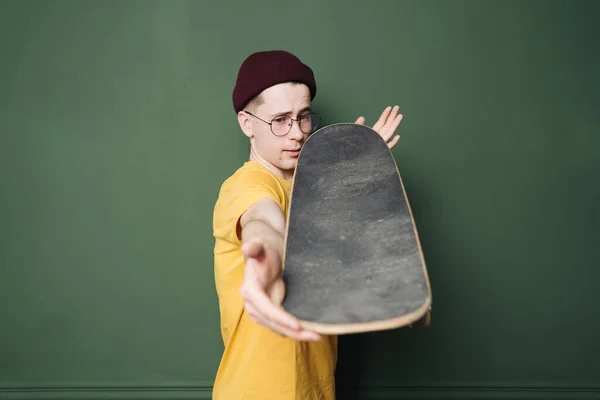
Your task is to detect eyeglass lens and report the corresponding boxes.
[272,113,320,136]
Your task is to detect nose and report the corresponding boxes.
[287,120,304,140]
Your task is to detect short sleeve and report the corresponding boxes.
[213,167,286,245]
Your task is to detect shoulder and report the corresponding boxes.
[213,161,289,219]
[213,161,289,241]
[229,161,281,187]
[219,161,287,200]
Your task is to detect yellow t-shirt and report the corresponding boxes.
[212,160,338,400]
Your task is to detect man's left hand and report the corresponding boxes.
[355,105,403,149]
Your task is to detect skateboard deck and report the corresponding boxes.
[281,123,431,335]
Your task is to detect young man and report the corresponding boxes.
[212,50,403,399]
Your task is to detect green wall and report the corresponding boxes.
[1,1,599,398]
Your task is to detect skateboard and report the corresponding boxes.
[280,123,431,335]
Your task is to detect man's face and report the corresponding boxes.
[239,82,312,179]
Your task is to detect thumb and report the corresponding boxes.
[270,279,286,306]
[355,116,365,125]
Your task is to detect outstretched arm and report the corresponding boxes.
[238,198,322,341]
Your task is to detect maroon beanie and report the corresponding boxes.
[232,50,317,113]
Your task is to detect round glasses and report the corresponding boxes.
[244,111,320,136]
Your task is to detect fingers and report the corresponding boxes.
[245,301,321,341]
[372,106,392,133]
[241,278,296,329]
[387,134,400,149]
[357,105,403,148]
[241,277,321,342]
[377,105,402,141]
[240,248,322,342]
[387,107,402,134]
[384,111,402,148]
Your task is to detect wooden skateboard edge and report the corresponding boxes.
[389,126,434,330]
[297,295,432,335]
[281,123,433,335]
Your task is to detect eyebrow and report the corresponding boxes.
[269,106,311,118]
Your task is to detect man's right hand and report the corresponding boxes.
[239,237,322,342]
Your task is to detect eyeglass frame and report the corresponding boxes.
[243,110,321,136]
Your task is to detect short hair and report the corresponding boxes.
[241,82,305,113]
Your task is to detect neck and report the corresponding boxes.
[249,147,294,181]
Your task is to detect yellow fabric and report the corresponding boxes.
[212,160,338,400]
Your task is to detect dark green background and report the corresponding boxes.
[1,1,598,399]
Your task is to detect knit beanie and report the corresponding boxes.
[232,50,317,113]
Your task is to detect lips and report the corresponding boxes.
[285,149,301,157]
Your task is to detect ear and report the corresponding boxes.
[238,111,253,139]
